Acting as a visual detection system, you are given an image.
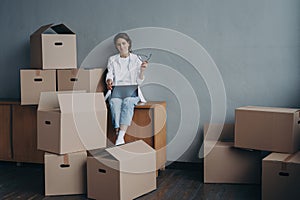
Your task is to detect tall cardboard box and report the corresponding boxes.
[44,151,87,196]
[87,140,156,200]
[204,141,262,184]
[37,91,107,154]
[30,23,77,69]
[235,106,300,153]
[20,69,56,105]
[262,152,300,200]
[57,68,106,92]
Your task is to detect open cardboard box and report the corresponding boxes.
[30,23,77,69]
[37,91,107,154]
[87,140,156,200]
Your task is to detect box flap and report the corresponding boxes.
[287,151,300,164]
[51,23,75,34]
[263,152,292,162]
[106,140,156,172]
[31,23,53,36]
[38,91,60,111]
[237,106,300,114]
[58,92,105,114]
[263,152,300,164]
[88,149,118,164]
[38,91,84,111]
[107,140,155,160]
[88,148,107,157]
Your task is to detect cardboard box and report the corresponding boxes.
[204,123,234,142]
[20,69,56,105]
[235,106,300,153]
[44,151,87,196]
[87,140,156,200]
[204,141,261,184]
[30,23,77,69]
[262,152,300,200]
[37,91,107,154]
[57,68,106,92]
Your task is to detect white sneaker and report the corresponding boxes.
[115,136,125,146]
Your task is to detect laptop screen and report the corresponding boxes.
[111,85,138,99]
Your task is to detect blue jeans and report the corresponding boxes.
[109,97,140,128]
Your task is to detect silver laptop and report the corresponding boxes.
[111,85,138,99]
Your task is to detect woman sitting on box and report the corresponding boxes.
[106,32,148,146]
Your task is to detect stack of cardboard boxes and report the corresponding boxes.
[235,106,300,200]
[204,106,300,199]
[20,23,157,199]
[20,23,106,105]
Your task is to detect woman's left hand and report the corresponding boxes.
[141,61,148,71]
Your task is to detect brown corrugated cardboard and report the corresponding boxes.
[57,68,106,92]
[37,91,107,154]
[204,141,261,184]
[30,23,77,69]
[262,152,300,200]
[235,106,300,153]
[87,140,156,200]
[20,69,56,105]
[204,123,234,142]
[44,151,87,196]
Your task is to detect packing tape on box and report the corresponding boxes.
[35,70,41,76]
[71,69,78,76]
[281,154,296,171]
[63,154,69,165]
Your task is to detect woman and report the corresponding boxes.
[106,32,148,145]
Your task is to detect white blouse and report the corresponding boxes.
[106,53,146,102]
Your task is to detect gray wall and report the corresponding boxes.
[1,0,300,162]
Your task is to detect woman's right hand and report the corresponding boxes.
[106,79,113,90]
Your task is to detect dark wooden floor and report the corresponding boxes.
[0,161,260,200]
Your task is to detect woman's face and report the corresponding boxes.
[115,38,130,56]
